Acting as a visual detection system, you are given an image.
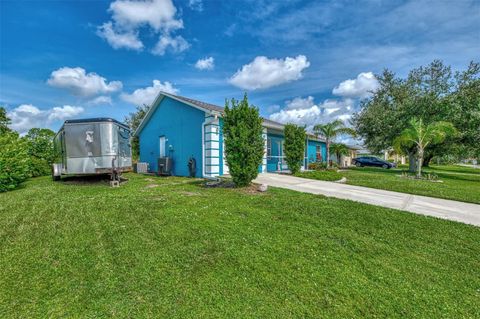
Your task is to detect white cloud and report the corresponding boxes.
[109,0,183,32]
[229,55,310,90]
[120,80,179,106]
[98,0,188,55]
[47,67,123,97]
[151,35,190,56]
[87,96,113,106]
[332,72,379,98]
[96,22,144,51]
[285,96,315,110]
[268,97,354,130]
[188,0,203,12]
[7,104,84,134]
[48,105,84,121]
[195,57,214,70]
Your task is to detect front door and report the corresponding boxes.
[159,136,166,157]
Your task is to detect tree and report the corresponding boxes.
[394,118,456,178]
[24,128,56,176]
[223,94,264,187]
[124,104,151,161]
[0,107,12,135]
[313,120,356,168]
[353,60,479,170]
[0,132,30,192]
[330,143,349,166]
[284,124,306,174]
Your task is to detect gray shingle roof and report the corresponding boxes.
[168,93,225,113]
[165,92,288,128]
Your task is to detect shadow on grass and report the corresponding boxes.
[60,174,123,186]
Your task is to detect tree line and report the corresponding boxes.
[0,108,56,191]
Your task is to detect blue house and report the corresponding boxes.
[134,92,327,177]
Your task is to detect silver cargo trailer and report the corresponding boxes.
[52,118,132,182]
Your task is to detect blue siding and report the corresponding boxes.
[139,97,204,177]
[307,140,327,163]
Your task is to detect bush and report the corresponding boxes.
[28,157,51,177]
[24,128,56,176]
[284,124,306,174]
[0,132,30,192]
[223,94,264,187]
[308,162,327,170]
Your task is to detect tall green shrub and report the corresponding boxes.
[284,124,306,174]
[0,132,30,192]
[24,128,56,177]
[223,94,264,187]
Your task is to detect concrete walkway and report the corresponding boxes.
[254,173,480,227]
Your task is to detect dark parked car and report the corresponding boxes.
[352,156,396,169]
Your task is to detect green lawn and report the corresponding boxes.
[1,173,479,318]
[296,165,480,204]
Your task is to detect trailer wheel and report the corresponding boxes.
[52,164,61,181]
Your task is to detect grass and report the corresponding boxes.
[1,173,479,318]
[296,164,480,204]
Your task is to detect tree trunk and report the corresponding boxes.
[326,139,330,168]
[408,151,416,173]
[417,148,424,178]
[422,153,433,167]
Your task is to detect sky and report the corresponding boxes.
[1,0,479,137]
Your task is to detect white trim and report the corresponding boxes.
[202,114,219,178]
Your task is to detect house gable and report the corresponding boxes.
[138,96,205,177]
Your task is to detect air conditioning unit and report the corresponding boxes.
[133,162,149,173]
[158,157,173,175]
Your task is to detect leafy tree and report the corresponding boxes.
[284,124,306,174]
[353,60,479,170]
[330,143,349,166]
[0,132,30,192]
[394,118,456,178]
[223,94,264,187]
[448,62,480,158]
[313,120,356,168]
[124,104,150,161]
[24,128,56,176]
[0,106,12,135]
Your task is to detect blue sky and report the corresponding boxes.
[1,0,479,134]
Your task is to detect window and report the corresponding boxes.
[316,145,322,161]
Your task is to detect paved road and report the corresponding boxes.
[254,173,480,227]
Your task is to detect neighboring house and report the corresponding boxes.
[383,148,406,164]
[342,145,361,167]
[329,145,361,167]
[134,92,327,177]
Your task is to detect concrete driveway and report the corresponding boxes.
[254,173,480,227]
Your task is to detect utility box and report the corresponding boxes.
[158,157,173,176]
[133,162,149,173]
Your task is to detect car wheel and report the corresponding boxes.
[356,162,362,167]
[382,164,389,169]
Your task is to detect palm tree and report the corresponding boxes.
[394,118,456,178]
[313,120,356,167]
[330,143,349,166]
